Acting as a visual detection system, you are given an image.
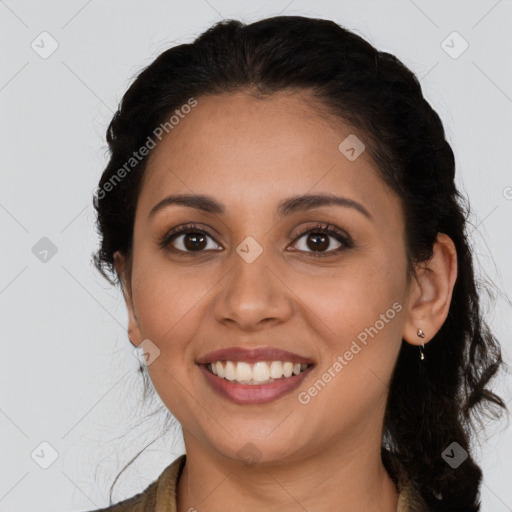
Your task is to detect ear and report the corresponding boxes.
[402,233,458,346]
[113,251,142,348]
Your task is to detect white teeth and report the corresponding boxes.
[215,361,224,378]
[269,361,283,379]
[283,362,293,378]
[235,362,252,382]
[253,361,270,381]
[206,360,310,384]
[225,361,236,381]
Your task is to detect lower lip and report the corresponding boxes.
[198,363,314,405]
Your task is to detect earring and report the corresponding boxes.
[417,328,425,361]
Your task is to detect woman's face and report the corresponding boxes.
[118,90,415,464]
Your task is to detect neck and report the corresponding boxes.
[176,430,399,512]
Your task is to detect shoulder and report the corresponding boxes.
[383,450,431,512]
[82,454,186,512]
[397,479,432,512]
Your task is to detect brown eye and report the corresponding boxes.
[168,231,220,252]
[158,223,222,254]
[182,232,208,251]
[304,232,330,252]
[294,231,342,253]
[289,223,353,256]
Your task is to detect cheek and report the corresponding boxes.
[290,257,405,370]
[290,255,395,325]
[130,265,208,413]
[130,258,211,346]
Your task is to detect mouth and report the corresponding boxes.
[196,346,315,367]
[196,346,316,404]
[202,360,313,385]
[197,358,315,405]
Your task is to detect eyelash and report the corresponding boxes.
[158,222,353,257]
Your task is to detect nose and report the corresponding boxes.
[212,244,294,331]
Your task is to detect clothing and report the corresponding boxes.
[87,454,431,512]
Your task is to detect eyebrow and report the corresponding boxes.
[148,193,372,220]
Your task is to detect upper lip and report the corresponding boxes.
[196,346,315,365]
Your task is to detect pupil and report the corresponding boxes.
[308,233,328,251]
[185,233,206,251]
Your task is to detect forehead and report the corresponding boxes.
[137,90,401,225]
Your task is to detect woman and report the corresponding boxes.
[89,15,507,512]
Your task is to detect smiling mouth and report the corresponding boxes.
[202,360,312,385]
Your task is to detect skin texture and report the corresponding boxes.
[114,90,458,512]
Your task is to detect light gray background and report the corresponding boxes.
[1,1,511,511]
